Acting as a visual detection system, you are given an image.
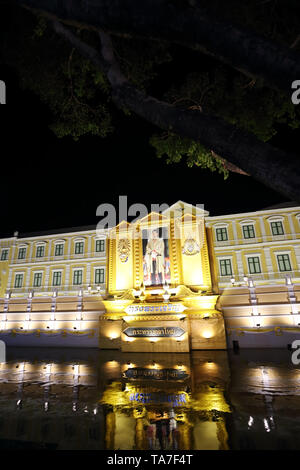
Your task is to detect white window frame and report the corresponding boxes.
[52,269,63,287]
[245,253,262,274]
[33,270,43,288]
[94,266,106,284]
[218,257,233,276]
[54,240,65,257]
[214,224,229,242]
[74,238,85,255]
[267,216,285,236]
[14,272,24,288]
[240,220,256,240]
[0,248,9,261]
[35,242,46,258]
[274,251,293,272]
[95,238,106,253]
[17,245,27,260]
[72,268,84,285]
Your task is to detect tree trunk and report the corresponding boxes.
[53,22,300,202]
[16,0,300,95]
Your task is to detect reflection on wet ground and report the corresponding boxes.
[0,347,299,449]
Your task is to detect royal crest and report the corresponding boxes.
[182,237,200,256]
[118,238,130,263]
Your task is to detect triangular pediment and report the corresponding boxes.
[109,220,131,235]
[134,211,169,227]
[163,201,209,219]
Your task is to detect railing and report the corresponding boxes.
[8,283,106,296]
[218,270,300,284]
[12,251,106,264]
[214,233,300,247]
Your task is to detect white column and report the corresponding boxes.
[44,266,50,290]
[263,247,274,281]
[294,245,300,273]
[288,214,297,239]
[86,263,91,286]
[7,267,13,290]
[65,264,71,291]
[231,221,238,244]
[47,239,52,261]
[259,216,267,241]
[28,242,34,263]
[25,269,31,289]
[235,250,244,280]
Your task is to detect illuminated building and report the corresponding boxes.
[0,201,299,349]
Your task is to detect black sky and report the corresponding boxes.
[0,44,293,239]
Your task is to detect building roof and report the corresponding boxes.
[261,201,299,210]
[17,224,98,239]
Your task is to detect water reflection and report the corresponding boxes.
[0,348,299,449]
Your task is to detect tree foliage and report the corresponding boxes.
[2,0,300,177]
[150,132,229,178]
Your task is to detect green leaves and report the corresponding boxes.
[150,133,229,179]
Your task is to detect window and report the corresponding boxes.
[36,245,45,258]
[216,228,228,242]
[96,239,105,252]
[33,272,42,287]
[271,221,284,236]
[75,242,84,254]
[95,268,105,284]
[55,244,64,256]
[277,254,292,272]
[52,271,62,286]
[18,248,26,259]
[73,270,83,285]
[14,274,23,288]
[219,259,232,276]
[1,249,8,261]
[248,256,261,274]
[243,225,255,239]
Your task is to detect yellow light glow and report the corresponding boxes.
[124,336,135,342]
[148,362,161,369]
[126,363,135,368]
[149,337,159,343]
[109,332,119,340]
[175,364,186,370]
[174,333,185,342]
[202,330,213,339]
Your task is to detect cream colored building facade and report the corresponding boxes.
[207,203,300,347]
[0,201,299,349]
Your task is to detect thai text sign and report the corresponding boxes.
[125,303,186,314]
[129,391,187,406]
[123,326,185,338]
[125,367,188,381]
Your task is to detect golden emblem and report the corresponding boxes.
[118,238,130,263]
[182,238,200,256]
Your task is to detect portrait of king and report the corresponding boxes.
[143,228,170,286]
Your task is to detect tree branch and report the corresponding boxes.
[52,21,300,201]
[15,0,300,95]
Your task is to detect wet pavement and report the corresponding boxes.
[0,347,299,450]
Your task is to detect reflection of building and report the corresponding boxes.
[0,201,299,349]
[226,349,300,450]
[0,349,231,450]
[101,351,231,450]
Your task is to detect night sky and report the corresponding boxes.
[0,43,293,239]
